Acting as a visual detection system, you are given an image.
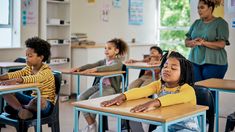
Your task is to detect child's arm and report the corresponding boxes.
[96,59,122,72]
[0,74,9,81]
[101,94,126,107]
[70,60,104,72]
[158,85,195,107]
[130,99,161,113]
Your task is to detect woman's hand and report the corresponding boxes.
[70,67,80,72]
[100,94,126,107]
[130,99,160,113]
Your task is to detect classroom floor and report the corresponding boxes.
[0,98,231,132]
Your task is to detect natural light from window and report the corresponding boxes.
[157,0,191,57]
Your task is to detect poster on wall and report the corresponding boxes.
[228,0,235,13]
[22,0,37,26]
[128,0,144,25]
[113,0,121,8]
[100,0,110,22]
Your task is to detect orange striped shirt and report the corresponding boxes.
[8,64,56,104]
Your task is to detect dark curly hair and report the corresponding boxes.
[199,0,221,12]
[25,37,51,62]
[107,38,128,57]
[160,51,194,86]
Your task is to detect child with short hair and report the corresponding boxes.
[70,38,128,132]
[0,37,55,120]
[125,46,163,89]
[101,51,200,132]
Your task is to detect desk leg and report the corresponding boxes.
[202,111,207,132]
[77,75,80,99]
[215,91,219,132]
[35,88,41,132]
[117,117,121,132]
[162,123,168,132]
[74,108,79,132]
[151,69,156,81]
[126,68,129,91]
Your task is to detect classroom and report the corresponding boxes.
[0,0,235,132]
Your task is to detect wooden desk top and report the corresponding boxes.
[0,83,41,92]
[195,78,235,90]
[0,62,26,68]
[72,94,208,122]
[124,62,160,68]
[61,69,125,77]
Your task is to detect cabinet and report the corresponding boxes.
[40,0,71,96]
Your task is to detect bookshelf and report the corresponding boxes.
[40,0,71,96]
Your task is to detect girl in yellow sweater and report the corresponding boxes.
[101,51,199,132]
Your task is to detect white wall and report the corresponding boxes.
[71,0,157,44]
[191,1,235,131]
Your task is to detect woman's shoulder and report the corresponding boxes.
[214,17,228,25]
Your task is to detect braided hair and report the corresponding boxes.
[160,51,194,86]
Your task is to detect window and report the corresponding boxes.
[156,0,191,57]
[0,0,12,48]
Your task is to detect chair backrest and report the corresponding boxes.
[92,65,127,93]
[194,86,215,132]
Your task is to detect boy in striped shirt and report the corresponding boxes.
[0,37,55,120]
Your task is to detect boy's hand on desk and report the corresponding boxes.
[130,99,160,113]
[0,79,18,85]
[100,94,126,107]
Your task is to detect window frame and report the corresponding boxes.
[156,0,190,45]
[0,0,13,28]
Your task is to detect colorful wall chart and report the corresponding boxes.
[22,0,37,26]
[128,0,144,25]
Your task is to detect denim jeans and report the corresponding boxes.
[15,92,53,117]
[192,63,228,82]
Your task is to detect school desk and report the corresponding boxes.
[0,83,41,132]
[195,78,235,132]
[62,70,126,130]
[0,62,26,74]
[62,70,126,97]
[72,94,208,132]
[124,62,160,90]
[0,62,26,114]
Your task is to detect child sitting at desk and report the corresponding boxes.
[70,38,128,132]
[101,51,200,132]
[0,37,55,120]
[125,46,162,89]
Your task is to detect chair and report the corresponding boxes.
[225,112,235,132]
[194,86,215,132]
[0,71,62,132]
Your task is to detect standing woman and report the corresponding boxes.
[185,0,229,83]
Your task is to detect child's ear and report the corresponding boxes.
[115,49,119,54]
[39,55,44,61]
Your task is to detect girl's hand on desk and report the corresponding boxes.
[70,68,80,72]
[81,68,97,74]
[101,94,126,107]
[125,59,136,64]
[130,99,160,113]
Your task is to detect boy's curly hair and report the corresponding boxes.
[25,37,51,62]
